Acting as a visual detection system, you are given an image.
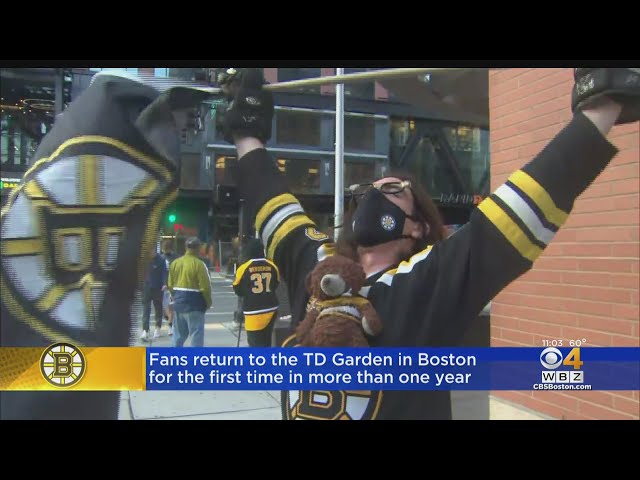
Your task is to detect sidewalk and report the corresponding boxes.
[118,272,282,420]
[118,327,283,420]
[119,273,549,421]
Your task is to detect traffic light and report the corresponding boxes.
[168,213,177,223]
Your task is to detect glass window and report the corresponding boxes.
[180,153,202,190]
[344,115,376,151]
[345,161,377,188]
[343,68,375,100]
[406,136,450,197]
[1,115,51,171]
[442,125,490,194]
[403,125,490,198]
[168,68,209,82]
[215,155,238,186]
[276,158,321,194]
[278,68,321,94]
[276,109,321,147]
[334,114,377,151]
[390,118,413,147]
[154,68,168,77]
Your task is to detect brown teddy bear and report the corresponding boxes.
[296,255,383,347]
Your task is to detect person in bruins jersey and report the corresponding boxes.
[217,68,639,420]
[0,71,211,419]
[233,238,280,347]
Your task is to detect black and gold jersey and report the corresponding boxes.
[233,258,280,315]
[234,112,619,420]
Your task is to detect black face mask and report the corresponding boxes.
[352,188,421,247]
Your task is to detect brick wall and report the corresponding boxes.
[489,68,639,420]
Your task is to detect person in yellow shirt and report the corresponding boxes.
[168,237,212,347]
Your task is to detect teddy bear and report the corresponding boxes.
[295,255,383,347]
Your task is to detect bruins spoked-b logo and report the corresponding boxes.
[40,343,86,388]
[305,227,330,242]
[380,214,396,232]
[281,335,383,420]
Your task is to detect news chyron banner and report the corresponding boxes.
[0,344,146,391]
[1,344,639,392]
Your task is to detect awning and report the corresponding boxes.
[379,68,489,128]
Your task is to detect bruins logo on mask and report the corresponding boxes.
[0,136,176,343]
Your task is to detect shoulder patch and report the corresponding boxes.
[305,227,329,241]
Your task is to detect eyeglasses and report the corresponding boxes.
[347,180,412,198]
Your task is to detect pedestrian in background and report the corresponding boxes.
[161,239,179,335]
[168,237,212,347]
[140,242,169,341]
[232,238,280,347]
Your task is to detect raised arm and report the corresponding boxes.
[221,69,335,325]
[368,68,637,345]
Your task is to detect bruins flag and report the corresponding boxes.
[0,71,211,419]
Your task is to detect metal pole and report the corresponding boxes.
[235,199,245,344]
[123,68,468,95]
[54,68,64,115]
[265,68,456,92]
[334,68,345,242]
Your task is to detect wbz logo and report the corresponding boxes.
[540,347,584,384]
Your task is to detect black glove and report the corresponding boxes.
[221,68,274,144]
[572,68,640,125]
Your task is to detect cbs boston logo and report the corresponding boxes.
[39,343,87,388]
[539,347,584,384]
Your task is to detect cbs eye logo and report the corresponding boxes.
[540,347,583,370]
[540,347,563,369]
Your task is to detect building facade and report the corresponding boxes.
[489,68,639,420]
[2,67,490,244]
[204,68,490,242]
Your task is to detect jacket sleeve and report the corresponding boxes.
[168,262,175,295]
[162,258,169,286]
[236,149,335,326]
[367,112,620,345]
[198,260,212,310]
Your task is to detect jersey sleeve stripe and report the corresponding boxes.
[266,215,316,260]
[494,184,557,245]
[491,194,549,251]
[509,170,569,228]
[256,193,299,232]
[261,203,305,248]
[478,197,543,262]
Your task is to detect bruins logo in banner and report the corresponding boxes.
[40,343,86,388]
[0,136,176,344]
[281,335,383,420]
